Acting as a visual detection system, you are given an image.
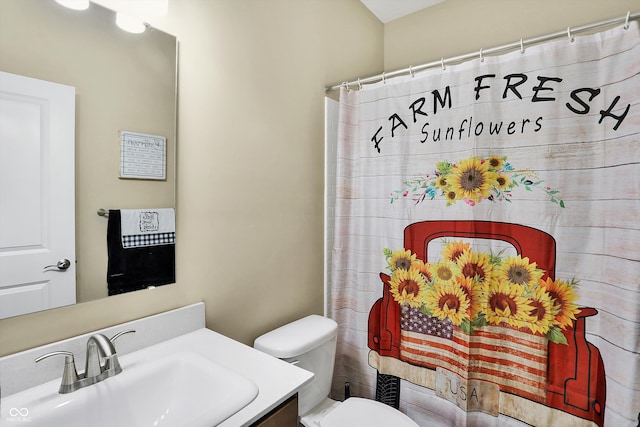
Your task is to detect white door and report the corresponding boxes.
[0,71,76,319]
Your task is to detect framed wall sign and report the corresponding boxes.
[119,130,166,180]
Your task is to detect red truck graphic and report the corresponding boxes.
[368,220,606,426]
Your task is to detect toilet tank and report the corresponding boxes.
[254,315,338,415]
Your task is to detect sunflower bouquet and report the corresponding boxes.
[383,241,580,344]
[390,155,565,208]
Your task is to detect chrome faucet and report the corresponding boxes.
[35,329,135,394]
[85,333,119,380]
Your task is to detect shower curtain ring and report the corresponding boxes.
[357,78,362,90]
[382,72,386,84]
[409,65,414,78]
[624,11,630,30]
[479,48,484,62]
[342,81,350,92]
[520,38,525,54]
[441,58,446,71]
[567,26,574,42]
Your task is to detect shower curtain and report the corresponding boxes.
[330,22,639,427]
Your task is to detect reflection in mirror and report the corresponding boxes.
[0,0,177,318]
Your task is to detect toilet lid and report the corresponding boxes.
[320,398,418,427]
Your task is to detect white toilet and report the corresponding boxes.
[254,315,418,427]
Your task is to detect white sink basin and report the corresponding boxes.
[1,351,258,427]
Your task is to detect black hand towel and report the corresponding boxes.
[106,209,175,295]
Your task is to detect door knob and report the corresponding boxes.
[44,259,71,271]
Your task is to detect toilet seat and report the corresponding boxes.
[320,398,418,427]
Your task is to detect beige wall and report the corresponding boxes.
[0,0,382,355]
[384,0,637,70]
[160,0,383,345]
[1,0,635,357]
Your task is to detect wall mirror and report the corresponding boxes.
[0,0,177,318]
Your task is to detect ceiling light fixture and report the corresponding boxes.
[91,0,168,34]
[115,12,147,34]
[92,0,168,18]
[54,0,90,10]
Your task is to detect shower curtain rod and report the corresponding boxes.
[326,11,639,92]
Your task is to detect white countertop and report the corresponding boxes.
[121,327,314,426]
[1,304,314,426]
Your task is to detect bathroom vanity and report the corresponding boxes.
[251,394,299,426]
[0,303,313,426]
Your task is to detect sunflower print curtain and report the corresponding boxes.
[330,22,639,427]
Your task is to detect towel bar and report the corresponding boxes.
[97,209,109,217]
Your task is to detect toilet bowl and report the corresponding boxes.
[253,315,418,427]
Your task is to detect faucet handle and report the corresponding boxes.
[110,329,136,345]
[35,351,79,394]
[102,329,135,374]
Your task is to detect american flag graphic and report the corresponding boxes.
[399,306,548,402]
